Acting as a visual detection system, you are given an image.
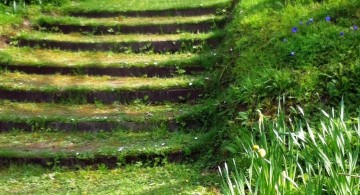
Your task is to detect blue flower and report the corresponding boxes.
[290,51,296,56]
[299,21,303,25]
[292,27,298,33]
[340,32,344,36]
[283,38,287,42]
[325,16,331,22]
[354,25,358,31]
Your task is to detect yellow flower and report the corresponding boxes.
[252,145,260,151]
[258,148,266,157]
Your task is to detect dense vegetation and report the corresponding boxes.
[0,0,359,194]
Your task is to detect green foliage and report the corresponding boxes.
[220,0,360,114]
[219,103,360,194]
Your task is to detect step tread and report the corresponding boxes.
[37,14,224,26]
[0,72,204,92]
[16,31,220,43]
[0,164,217,194]
[65,0,230,13]
[0,47,209,68]
[0,101,188,122]
[0,130,202,158]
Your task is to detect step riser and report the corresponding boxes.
[0,151,186,169]
[69,7,220,18]
[0,89,203,104]
[0,121,179,132]
[17,38,221,53]
[39,21,225,34]
[0,64,205,77]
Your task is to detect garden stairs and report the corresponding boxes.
[0,2,230,175]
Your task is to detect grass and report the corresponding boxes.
[0,71,204,92]
[219,0,360,113]
[16,30,222,43]
[0,129,202,158]
[0,100,192,123]
[0,164,220,194]
[0,47,217,69]
[36,14,225,26]
[64,0,231,13]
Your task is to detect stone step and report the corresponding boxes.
[0,72,205,103]
[65,1,230,17]
[0,101,196,132]
[36,15,226,34]
[0,47,217,77]
[0,130,202,168]
[0,163,217,194]
[15,31,223,53]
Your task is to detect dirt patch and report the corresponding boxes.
[0,36,9,49]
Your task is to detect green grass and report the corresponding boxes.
[36,14,225,26]
[0,164,220,194]
[0,71,204,92]
[0,130,202,158]
[220,0,360,113]
[0,101,192,123]
[16,30,222,43]
[64,0,231,13]
[0,47,217,69]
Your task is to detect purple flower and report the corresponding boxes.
[325,16,331,22]
[340,32,344,36]
[290,51,296,56]
[292,27,298,33]
[354,25,358,31]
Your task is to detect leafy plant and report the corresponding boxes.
[219,102,360,194]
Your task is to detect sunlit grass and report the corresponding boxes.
[17,30,221,42]
[0,130,202,158]
[37,14,224,26]
[0,164,220,194]
[65,0,231,12]
[0,72,204,91]
[0,101,190,122]
[0,47,211,68]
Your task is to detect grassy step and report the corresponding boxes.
[65,0,231,17]
[0,164,219,194]
[15,31,223,53]
[37,15,226,34]
[0,130,203,168]
[0,101,194,131]
[0,47,217,77]
[0,72,205,103]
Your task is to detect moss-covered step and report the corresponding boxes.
[0,130,203,168]
[0,164,219,194]
[15,31,223,53]
[0,72,205,103]
[0,47,219,77]
[65,0,231,17]
[0,101,195,131]
[36,15,226,34]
